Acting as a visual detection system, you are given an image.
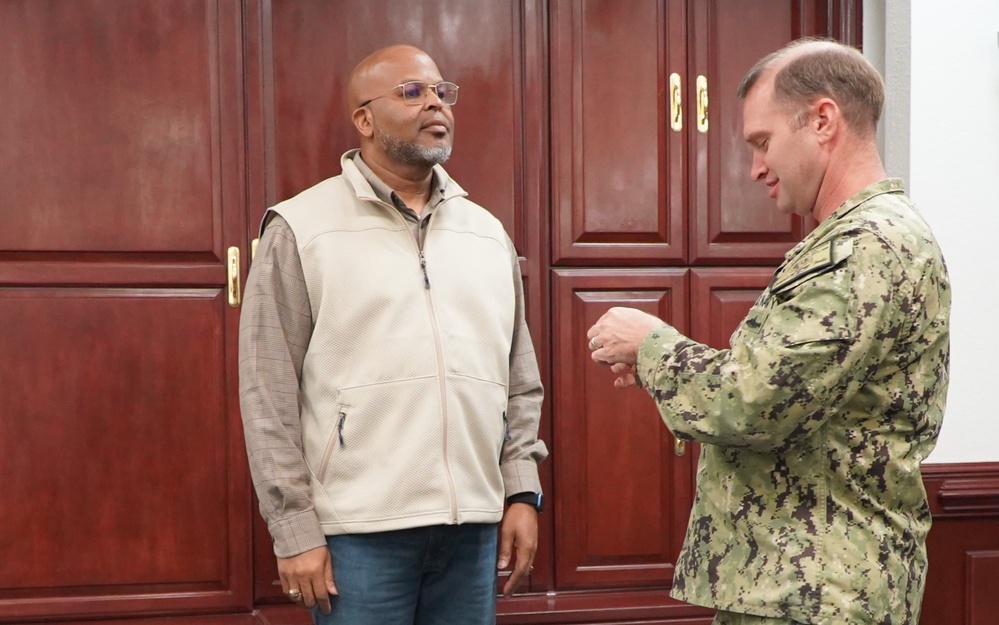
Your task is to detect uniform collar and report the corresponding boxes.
[826,178,906,221]
[781,178,905,264]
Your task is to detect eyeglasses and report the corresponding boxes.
[359,81,460,107]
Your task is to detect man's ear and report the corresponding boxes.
[812,98,839,145]
[352,107,374,139]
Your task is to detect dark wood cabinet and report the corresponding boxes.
[0,2,252,622]
[12,3,995,625]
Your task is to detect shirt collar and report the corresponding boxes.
[345,149,457,213]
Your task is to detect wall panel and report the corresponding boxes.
[0,290,250,621]
[687,0,819,264]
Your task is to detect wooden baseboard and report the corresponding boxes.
[919,462,999,625]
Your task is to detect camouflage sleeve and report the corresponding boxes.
[635,230,911,453]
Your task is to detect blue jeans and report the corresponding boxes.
[313,523,499,625]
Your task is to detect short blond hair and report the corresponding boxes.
[737,38,884,134]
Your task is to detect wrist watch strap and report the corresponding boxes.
[506,491,542,513]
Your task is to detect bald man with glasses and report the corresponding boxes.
[238,45,547,625]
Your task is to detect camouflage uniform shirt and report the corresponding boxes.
[636,179,951,624]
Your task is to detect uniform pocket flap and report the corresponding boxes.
[771,238,854,295]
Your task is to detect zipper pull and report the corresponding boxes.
[503,411,511,441]
[419,251,431,289]
[337,412,347,448]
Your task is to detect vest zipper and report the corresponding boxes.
[419,250,431,289]
[336,411,347,447]
[317,410,347,484]
[375,195,457,521]
[416,212,457,523]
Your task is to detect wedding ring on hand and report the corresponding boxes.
[286,588,302,601]
[588,337,600,350]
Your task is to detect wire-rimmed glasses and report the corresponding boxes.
[359,81,460,107]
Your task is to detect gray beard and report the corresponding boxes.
[376,127,452,166]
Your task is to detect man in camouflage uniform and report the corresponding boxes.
[586,39,950,625]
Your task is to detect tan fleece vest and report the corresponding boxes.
[267,154,516,535]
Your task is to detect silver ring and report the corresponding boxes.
[286,588,302,601]
[588,337,600,350]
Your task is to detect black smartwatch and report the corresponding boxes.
[506,491,543,513]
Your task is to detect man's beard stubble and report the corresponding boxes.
[376,125,452,166]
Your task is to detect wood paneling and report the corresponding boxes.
[497,584,714,624]
[938,477,999,516]
[551,269,692,590]
[968,551,999,625]
[41,617,263,625]
[550,0,686,265]
[0,0,244,256]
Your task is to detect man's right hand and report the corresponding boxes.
[277,545,337,614]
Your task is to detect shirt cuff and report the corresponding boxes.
[501,458,542,498]
[267,509,328,558]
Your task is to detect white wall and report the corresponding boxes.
[868,0,999,462]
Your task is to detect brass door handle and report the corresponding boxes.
[674,437,686,456]
[227,246,241,308]
[696,75,708,133]
[669,73,682,132]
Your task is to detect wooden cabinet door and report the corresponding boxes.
[550,0,687,266]
[551,269,693,590]
[242,0,551,601]
[687,1,839,264]
[0,1,251,621]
